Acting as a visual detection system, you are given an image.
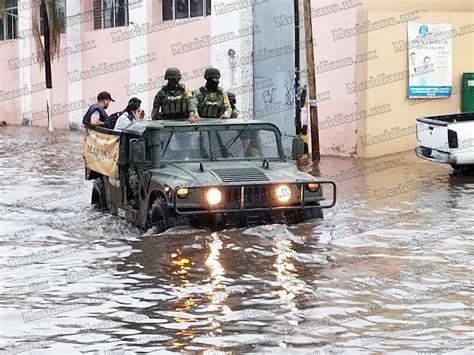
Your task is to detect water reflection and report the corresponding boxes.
[273,240,299,307]
[1,126,473,354]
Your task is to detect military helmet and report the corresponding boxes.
[227,92,236,103]
[204,67,221,79]
[165,67,182,79]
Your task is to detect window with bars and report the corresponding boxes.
[0,0,18,41]
[93,0,128,30]
[162,0,211,21]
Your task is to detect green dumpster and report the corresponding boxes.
[461,73,474,112]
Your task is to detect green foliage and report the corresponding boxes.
[0,0,5,19]
[46,0,65,58]
[31,0,65,60]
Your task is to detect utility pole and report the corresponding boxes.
[40,0,53,132]
[294,0,301,136]
[303,0,319,158]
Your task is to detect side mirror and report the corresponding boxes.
[129,139,146,165]
[292,136,305,160]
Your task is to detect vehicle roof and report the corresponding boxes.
[122,119,278,136]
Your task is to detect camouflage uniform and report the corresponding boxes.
[152,68,197,120]
[231,108,241,118]
[194,87,232,118]
[227,91,241,118]
[194,68,232,119]
[245,144,262,158]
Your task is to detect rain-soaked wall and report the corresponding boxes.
[211,0,255,120]
[253,0,296,153]
[0,0,211,129]
[310,0,360,157]
[357,5,474,158]
[310,0,474,158]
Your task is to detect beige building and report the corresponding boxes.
[312,0,474,158]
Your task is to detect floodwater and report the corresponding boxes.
[0,126,472,355]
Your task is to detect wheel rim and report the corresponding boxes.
[150,203,168,231]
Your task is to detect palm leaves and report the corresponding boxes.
[31,0,65,61]
[0,1,64,60]
[44,0,64,59]
[0,0,64,130]
[0,0,6,20]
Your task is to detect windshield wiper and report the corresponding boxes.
[224,125,251,150]
[161,132,173,158]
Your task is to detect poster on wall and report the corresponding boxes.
[408,22,452,98]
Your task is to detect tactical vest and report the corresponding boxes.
[197,87,225,118]
[82,104,109,125]
[231,109,241,118]
[160,84,188,119]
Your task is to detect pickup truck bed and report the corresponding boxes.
[415,112,474,170]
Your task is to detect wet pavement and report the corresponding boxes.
[0,125,472,355]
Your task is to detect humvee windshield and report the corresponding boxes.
[159,126,281,162]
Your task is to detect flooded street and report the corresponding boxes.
[0,126,472,354]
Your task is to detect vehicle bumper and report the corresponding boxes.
[415,146,457,164]
[173,181,337,215]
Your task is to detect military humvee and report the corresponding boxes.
[84,119,336,231]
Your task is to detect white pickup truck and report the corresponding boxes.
[415,112,474,173]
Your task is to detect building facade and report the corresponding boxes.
[0,0,213,130]
[0,0,473,158]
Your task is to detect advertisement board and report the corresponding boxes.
[408,22,452,98]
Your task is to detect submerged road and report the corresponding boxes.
[0,126,472,354]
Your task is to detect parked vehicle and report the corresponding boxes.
[415,112,474,173]
[84,119,337,232]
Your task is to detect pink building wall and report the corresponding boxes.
[0,40,20,123]
[0,0,211,129]
[311,0,360,157]
[145,6,211,114]
[1,0,359,159]
[30,32,70,129]
[80,0,130,121]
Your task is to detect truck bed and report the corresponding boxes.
[416,112,474,165]
[417,112,474,126]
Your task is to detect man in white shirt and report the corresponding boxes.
[114,99,142,132]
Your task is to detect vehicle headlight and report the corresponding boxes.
[275,185,292,203]
[307,182,320,192]
[206,188,222,206]
[176,187,189,199]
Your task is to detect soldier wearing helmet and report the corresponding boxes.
[227,92,241,118]
[152,67,198,122]
[193,68,232,119]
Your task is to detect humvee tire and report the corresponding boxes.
[91,178,108,211]
[149,199,170,233]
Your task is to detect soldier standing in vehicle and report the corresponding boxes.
[227,92,241,118]
[152,68,198,123]
[194,68,232,119]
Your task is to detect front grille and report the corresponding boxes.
[177,184,304,213]
[245,185,271,208]
[224,186,241,209]
[212,168,270,183]
[222,185,272,209]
